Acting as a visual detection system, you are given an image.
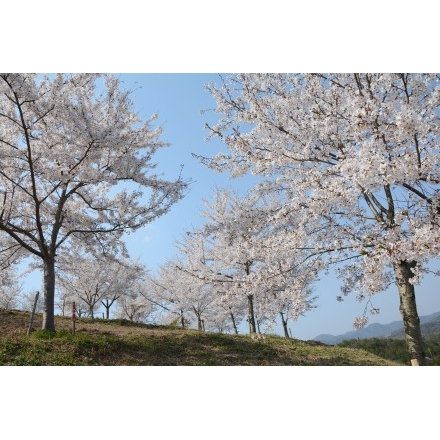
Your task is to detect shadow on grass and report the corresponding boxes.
[0,325,402,366]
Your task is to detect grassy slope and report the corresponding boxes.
[0,309,402,366]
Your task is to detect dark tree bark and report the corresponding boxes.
[42,257,56,332]
[180,309,185,328]
[280,312,290,338]
[247,294,257,334]
[101,298,116,319]
[193,306,204,331]
[393,260,425,366]
[230,312,239,335]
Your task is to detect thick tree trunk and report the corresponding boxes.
[42,258,56,332]
[280,312,290,338]
[393,260,425,366]
[247,294,257,334]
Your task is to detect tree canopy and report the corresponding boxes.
[201,73,440,364]
[0,73,187,331]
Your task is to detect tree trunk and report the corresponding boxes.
[393,260,425,366]
[230,312,238,334]
[193,307,203,331]
[247,294,257,334]
[42,258,56,332]
[280,312,290,338]
[101,298,115,319]
[102,301,110,319]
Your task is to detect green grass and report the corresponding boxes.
[338,337,440,365]
[0,318,404,366]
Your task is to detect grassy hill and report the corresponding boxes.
[0,309,404,366]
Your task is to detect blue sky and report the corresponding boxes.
[83,73,439,340]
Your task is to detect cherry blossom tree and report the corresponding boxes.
[0,234,25,309]
[0,73,187,331]
[99,258,147,319]
[57,250,148,319]
[57,254,108,318]
[55,287,72,316]
[147,255,248,333]
[176,188,317,336]
[145,260,199,329]
[202,292,247,334]
[0,264,22,310]
[115,281,158,323]
[201,73,440,365]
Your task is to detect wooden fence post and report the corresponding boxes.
[27,291,40,336]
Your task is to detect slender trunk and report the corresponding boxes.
[180,310,185,328]
[42,258,56,332]
[230,312,238,334]
[102,301,110,319]
[193,307,203,331]
[393,260,425,366]
[280,312,290,338]
[101,298,115,319]
[247,294,257,334]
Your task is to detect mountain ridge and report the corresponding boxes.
[313,311,440,345]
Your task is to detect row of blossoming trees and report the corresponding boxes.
[1,73,439,365]
[142,188,317,336]
[150,74,440,365]
[190,73,439,365]
[0,74,187,330]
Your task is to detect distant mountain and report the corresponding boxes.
[313,311,440,345]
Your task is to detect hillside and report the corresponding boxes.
[314,311,440,345]
[389,316,440,339]
[0,309,402,366]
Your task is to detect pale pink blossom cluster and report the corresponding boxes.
[0,74,187,330]
[201,74,439,333]
[171,188,318,333]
